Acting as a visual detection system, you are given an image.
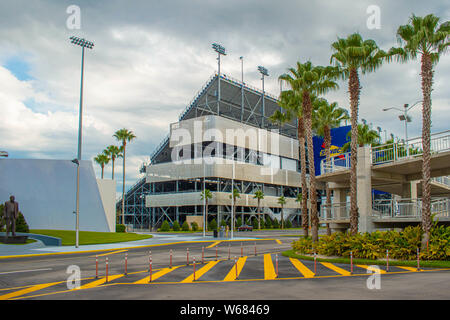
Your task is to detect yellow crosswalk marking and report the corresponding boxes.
[264,254,277,280]
[320,262,351,276]
[79,274,124,289]
[134,266,181,284]
[0,282,60,300]
[289,258,315,278]
[206,241,222,248]
[356,265,387,274]
[396,266,418,272]
[92,249,128,257]
[223,257,247,281]
[181,260,220,283]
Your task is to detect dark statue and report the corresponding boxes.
[3,195,19,238]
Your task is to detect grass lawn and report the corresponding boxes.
[29,230,152,246]
[283,249,450,269]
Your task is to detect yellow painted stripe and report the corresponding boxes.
[275,239,282,245]
[264,254,277,280]
[289,258,315,278]
[223,256,247,281]
[79,274,124,289]
[134,266,182,284]
[320,262,351,276]
[0,282,59,300]
[356,265,387,274]
[92,249,128,257]
[206,241,222,248]
[181,260,220,283]
[396,266,417,272]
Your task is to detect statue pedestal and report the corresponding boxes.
[0,235,29,244]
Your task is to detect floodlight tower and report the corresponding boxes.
[70,36,94,248]
[240,56,244,121]
[212,43,226,116]
[258,66,268,128]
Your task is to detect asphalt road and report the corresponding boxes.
[0,232,449,300]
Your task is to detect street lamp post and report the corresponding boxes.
[382,100,421,157]
[258,66,268,128]
[212,43,226,116]
[70,36,94,248]
[240,56,244,122]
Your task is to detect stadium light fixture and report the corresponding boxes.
[212,43,226,115]
[258,66,269,127]
[70,36,94,248]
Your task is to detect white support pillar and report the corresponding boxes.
[357,146,374,233]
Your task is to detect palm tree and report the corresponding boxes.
[388,14,449,249]
[330,33,388,234]
[201,189,213,231]
[341,123,380,152]
[229,188,240,230]
[279,61,339,243]
[313,99,349,235]
[295,193,304,232]
[277,195,286,229]
[114,128,136,225]
[94,153,110,179]
[272,90,310,237]
[104,145,123,180]
[253,189,264,229]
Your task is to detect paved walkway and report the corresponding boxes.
[0,233,259,257]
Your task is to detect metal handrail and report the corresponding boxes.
[319,202,350,220]
[372,131,450,165]
[320,152,351,174]
[372,197,450,219]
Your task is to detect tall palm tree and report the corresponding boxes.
[277,195,286,229]
[114,128,136,225]
[104,145,123,180]
[313,99,349,235]
[388,14,449,249]
[253,189,264,230]
[274,87,308,237]
[295,193,304,232]
[201,189,213,231]
[279,61,339,243]
[229,188,240,230]
[330,33,388,235]
[341,123,380,152]
[94,153,110,179]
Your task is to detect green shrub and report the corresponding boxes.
[285,219,292,229]
[236,217,242,228]
[160,220,170,232]
[265,217,272,229]
[220,219,227,227]
[0,204,29,233]
[181,221,190,231]
[172,220,180,231]
[191,222,199,231]
[252,218,258,230]
[116,224,126,233]
[291,224,450,261]
[208,219,217,231]
[273,218,280,229]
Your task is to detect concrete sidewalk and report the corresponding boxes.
[0,233,260,257]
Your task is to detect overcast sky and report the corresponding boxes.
[0,0,449,198]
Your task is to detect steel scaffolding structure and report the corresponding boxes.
[118,73,300,230]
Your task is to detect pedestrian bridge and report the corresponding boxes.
[316,130,450,230]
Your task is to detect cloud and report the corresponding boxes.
[0,0,449,198]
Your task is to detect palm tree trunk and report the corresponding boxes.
[112,157,115,180]
[349,68,360,235]
[303,91,318,242]
[420,53,433,250]
[257,199,261,229]
[205,200,209,232]
[324,127,332,236]
[121,142,126,225]
[281,206,284,229]
[298,117,309,238]
[101,165,104,179]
